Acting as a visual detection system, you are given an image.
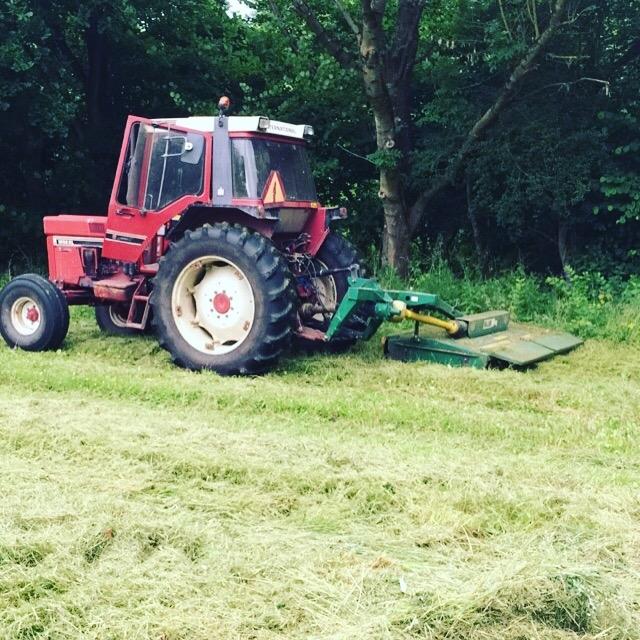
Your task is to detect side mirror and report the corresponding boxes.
[181,133,204,165]
[159,132,204,165]
[161,135,188,158]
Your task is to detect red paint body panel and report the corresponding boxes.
[44,215,107,287]
[43,215,107,237]
[102,194,208,262]
[305,208,330,255]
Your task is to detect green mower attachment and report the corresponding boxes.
[326,278,583,368]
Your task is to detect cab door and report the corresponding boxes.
[103,116,210,262]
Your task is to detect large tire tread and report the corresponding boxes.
[151,223,295,375]
[295,233,371,353]
[95,304,141,336]
[0,274,69,351]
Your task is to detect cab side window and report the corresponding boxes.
[116,123,205,210]
[145,130,205,210]
[117,123,146,207]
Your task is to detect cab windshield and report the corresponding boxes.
[231,138,317,201]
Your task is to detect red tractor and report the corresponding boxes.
[0,99,584,372]
[0,99,363,374]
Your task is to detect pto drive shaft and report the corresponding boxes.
[390,300,468,338]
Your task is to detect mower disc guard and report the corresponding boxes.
[384,324,583,368]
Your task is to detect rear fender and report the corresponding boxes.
[302,207,329,256]
[166,206,276,241]
[166,205,342,257]
[301,206,347,256]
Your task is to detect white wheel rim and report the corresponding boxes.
[171,256,255,355]
[11,296,42,336]
[108,305,129,328]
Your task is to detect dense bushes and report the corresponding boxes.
[1,2,639,276]
[378,248,640,344]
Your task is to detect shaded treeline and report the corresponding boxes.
[0,0,639,277]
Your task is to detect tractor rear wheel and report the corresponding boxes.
[151,223,295,375]
[298,232,370,351]
[315,232,365,304]
[0,274,69,351]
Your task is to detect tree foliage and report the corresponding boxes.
[0,0,639,278]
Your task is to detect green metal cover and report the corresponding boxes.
[482,336,559,365]
[385,335,490,369]
[531,333,585,353]
[459,310,510,338]
[469,325,584,365]
[385,324,583,368]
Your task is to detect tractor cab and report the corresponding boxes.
[100,110,337,265]
[115,115,316,209]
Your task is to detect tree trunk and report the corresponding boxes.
[558,219,570,280]
[85,13,108,127]
[466,174,486,273]
[360,0,412,276]
[380,166,411,273]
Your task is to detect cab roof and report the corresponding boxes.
[152,116,312,140]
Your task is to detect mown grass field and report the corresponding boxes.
[1,306,639,639]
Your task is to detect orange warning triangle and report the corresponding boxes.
[261,170,286,205]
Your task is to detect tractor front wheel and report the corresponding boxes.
[151,223,295,375]
[0,274,69,351]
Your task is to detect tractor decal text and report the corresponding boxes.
[53,236,104,248]
[105,231,146,246]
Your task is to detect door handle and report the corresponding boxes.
[115,207,137,217]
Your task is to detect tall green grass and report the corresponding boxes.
[378,258,640,344]
[0,262,639,638]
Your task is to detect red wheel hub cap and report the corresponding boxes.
[212,292,231,314]
[26,306,39,323]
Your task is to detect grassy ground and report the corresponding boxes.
[1,307,639,639]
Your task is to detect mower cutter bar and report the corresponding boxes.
[325,277,583,368]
